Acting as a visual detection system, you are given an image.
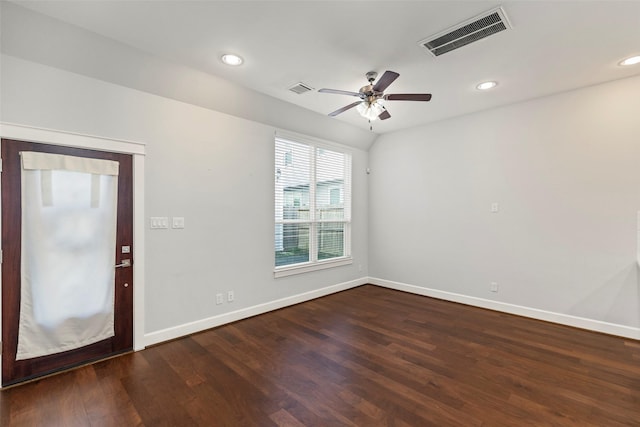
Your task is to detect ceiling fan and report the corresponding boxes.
[319,70,432,122]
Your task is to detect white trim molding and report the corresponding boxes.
[369,277,640,341]
[0,122,146,155]
[132,154,146,351]
[144,276,368,347]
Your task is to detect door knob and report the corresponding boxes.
[115,259,131,268]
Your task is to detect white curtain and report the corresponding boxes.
[17,152,119,360]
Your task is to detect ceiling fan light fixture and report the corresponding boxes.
[221,53,244,66]
[476,81,498,91]
[357,100,385,121]
[619,55,640,66]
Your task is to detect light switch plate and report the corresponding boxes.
[172,217,185,229]
[150,217,169,229]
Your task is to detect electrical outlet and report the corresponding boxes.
[216,293,223,305]
[490,282,499,292]
[227,291,234,302]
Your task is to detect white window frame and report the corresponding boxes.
[274,130,352,278]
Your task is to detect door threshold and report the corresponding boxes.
[1,348,134,390]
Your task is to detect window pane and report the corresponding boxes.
[317,222,344,260]
[316,147,345,221]
[19,164,118,360]
[275,139,311,256]
[275,140,311,218]
[275,135,351,271]
[275,223,310,266]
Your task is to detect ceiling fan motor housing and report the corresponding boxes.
[359,84,375,96]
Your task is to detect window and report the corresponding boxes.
[275,133,352,276]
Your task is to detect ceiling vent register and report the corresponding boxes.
[288,82,314,94]
[419,6,512,57]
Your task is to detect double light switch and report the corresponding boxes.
[150,217,185,229]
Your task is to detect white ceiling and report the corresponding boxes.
[12,0,640,134]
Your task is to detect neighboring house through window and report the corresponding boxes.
[274,133,352,276]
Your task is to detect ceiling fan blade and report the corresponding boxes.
[372,71,400,92]
[319,88,363,97]
[328,101,363,117]
[384,93,432,101]
[378,110,391,120]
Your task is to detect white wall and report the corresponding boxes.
[369,76,640,337]
[0,54,370,341]
[0,2,375,151]
[0,3,376,347]
[3,2,639,344]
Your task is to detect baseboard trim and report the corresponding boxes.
[369,277,640,340]
[144,277,367,347]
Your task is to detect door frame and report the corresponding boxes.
[0,122,146,387]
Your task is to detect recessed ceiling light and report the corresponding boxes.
[221,54,243,66]
[476,81,498,91]
[619,55,640,66]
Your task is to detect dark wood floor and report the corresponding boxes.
[1,285,639,426]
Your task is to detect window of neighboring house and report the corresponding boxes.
[329,187,341,206]
[284,150,293,166]
[274,133,352,277]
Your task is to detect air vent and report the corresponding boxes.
[288,82,314,94]
[419,6,512,57]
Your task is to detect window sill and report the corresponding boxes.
[274,257,353,278]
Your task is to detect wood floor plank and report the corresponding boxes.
[2,284,639,426]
